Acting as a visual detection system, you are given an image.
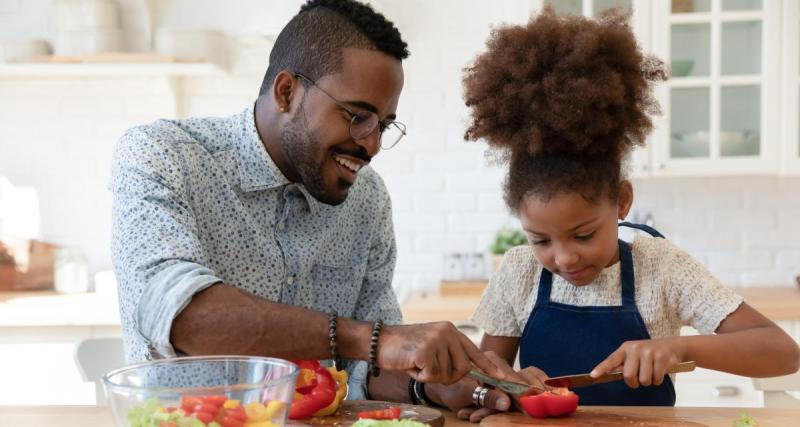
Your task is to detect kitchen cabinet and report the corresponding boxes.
[650,0,782,176]
[537,1,800,177]
[783,0,800,174]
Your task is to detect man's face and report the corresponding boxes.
[280,48,404,205]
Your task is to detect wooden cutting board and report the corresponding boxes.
[480,409,708,426]
[288,400,444,426]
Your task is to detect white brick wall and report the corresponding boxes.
[1,0,799,299]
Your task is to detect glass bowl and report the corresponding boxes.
[103,356,299,427]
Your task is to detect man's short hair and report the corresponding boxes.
[259,0,409,96]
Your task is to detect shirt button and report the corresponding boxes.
[286,276,294,285]
[277,223,285,231]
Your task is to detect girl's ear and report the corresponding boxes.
[617,180,634,220]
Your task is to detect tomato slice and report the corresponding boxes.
[518,388,579,418]
[357,406,402,420]
[180,396,203,413]
[201,395,228,407]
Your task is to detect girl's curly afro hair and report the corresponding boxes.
[463,7,666,213]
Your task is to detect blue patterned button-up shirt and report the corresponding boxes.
[110,105,402,399]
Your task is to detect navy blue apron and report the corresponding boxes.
[518,222,675,406]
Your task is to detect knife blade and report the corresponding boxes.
[544,360,696,389]
[467,369,546,398]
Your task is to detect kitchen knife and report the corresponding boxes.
[467,369,546,398]
[544,360,696,389]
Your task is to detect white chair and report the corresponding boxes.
[74,337,126,405]
[752,371,800,408]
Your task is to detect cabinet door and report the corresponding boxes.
[783,0,800,174]
[651,0,781,176]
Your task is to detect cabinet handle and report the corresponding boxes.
[712,385,740,397]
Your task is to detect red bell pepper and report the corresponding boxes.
[356,406,402,420]
[518,388,579,418]
[288,360,337,419]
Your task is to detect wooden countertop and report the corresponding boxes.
[0,286,797,328]
[1,405,798,427]
[401,286,800,323]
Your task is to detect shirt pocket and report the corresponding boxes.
[311,263,361,317]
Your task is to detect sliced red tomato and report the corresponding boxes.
[201,395,228,407]
[356,406,402,420]
[192,411,216,424]
[193,402,219,415]
[219,405,247,422]
[217,416,246,427]
[518,388,579,418]
[180,396,203,413]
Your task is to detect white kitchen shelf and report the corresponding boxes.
[0,61,221,78]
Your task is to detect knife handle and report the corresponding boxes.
[668,361,696,374]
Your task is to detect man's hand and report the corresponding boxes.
[426,351,551,423]
[427,377,510,423]
[377,322,505,385]
[591,337,686,388]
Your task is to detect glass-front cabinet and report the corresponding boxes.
[784,0,800,173]
[651,0,781,175]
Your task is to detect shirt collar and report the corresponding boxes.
[234,104,321,214]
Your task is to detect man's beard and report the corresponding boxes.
[279,104,350,205]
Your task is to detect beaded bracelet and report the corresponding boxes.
[328,311,342,371]
[368,319,383,377]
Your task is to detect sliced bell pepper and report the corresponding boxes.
[313,366,349,416]
[288,360,337,419]
[518,387,579,418]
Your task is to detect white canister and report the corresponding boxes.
[54,247,89,294]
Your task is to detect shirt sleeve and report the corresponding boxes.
[471,246,530,337]
[662,239,744,335]
[346,176,402,400]
[110,127,222,358]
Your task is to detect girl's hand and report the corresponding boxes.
[591,337,686,388]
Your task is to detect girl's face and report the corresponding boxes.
[519,182,633,286]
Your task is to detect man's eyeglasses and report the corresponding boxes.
[294,73,406,150]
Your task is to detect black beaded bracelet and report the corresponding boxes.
[328,311,342,371]
[368,319,383,377]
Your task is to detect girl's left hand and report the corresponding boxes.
[590,337,687,388]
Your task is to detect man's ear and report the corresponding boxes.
[272,70,298,113]
[617,180,634,220]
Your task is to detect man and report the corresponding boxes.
[111,0,509,407]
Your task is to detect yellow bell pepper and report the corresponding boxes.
[312,366,348,416]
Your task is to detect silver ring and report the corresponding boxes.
[472,386,490,407]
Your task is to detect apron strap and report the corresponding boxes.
[618,221,665,238]
[536,268,554,306]
[618,239,636,307]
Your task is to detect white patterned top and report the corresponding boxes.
[473,235,743,341]
[110,105,401,399]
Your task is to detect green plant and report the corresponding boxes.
[489,228,528,255]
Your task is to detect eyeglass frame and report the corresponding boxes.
[293,72,406,150]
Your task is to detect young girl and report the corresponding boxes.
[424,7,799,422]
